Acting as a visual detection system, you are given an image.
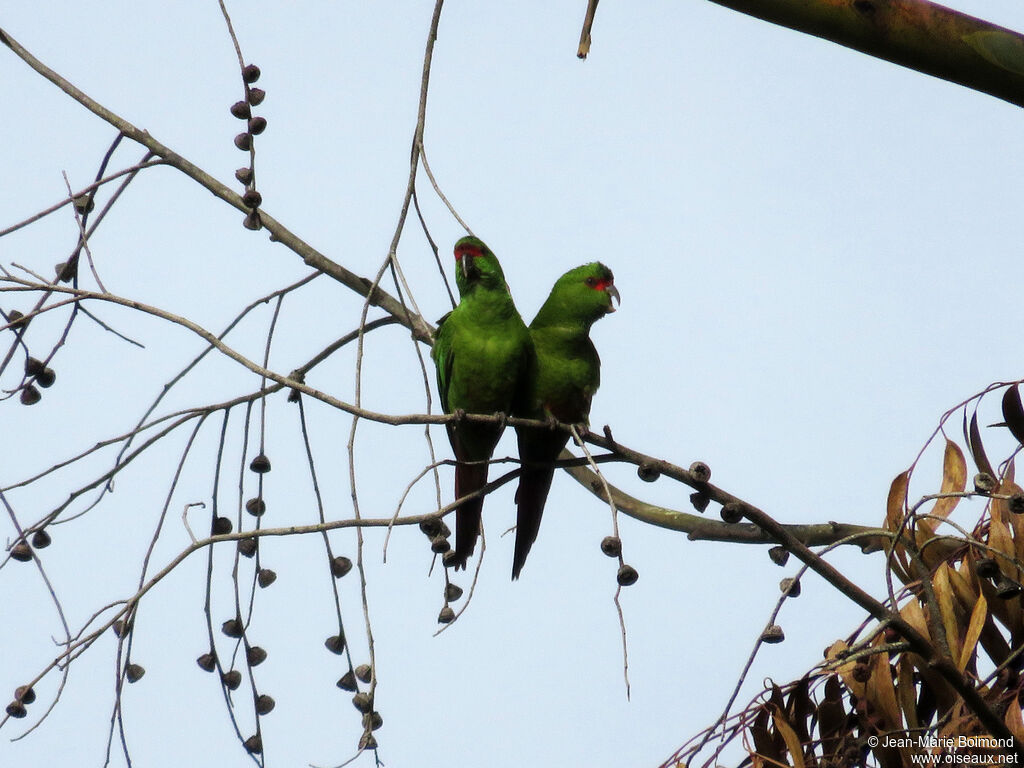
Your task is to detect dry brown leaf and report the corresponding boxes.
[988,519,1021,631]
[958,593,987,672]
[868,642,902,732]
[770,704,806,768]
[1006,696,1024,742]
[934,564,962,663]
[965,409,996,479]
[896,655,919,731]
[900,598,930,637]
[1002,384,1024,447]
[991,459,1017,527]
[932,439,967,522]
[950,560,980,610]
[887,470,910,533]
[825,640,863,698]
[886,470,911,578]
[989,518,1017,572]
[900,599,957,710]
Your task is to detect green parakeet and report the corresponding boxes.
[432,236,533,570]
[512,262,619,579]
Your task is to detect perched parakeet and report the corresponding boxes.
[512,262,619,579]
[432,236,533,570]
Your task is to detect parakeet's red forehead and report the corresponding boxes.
[454,242,484,260]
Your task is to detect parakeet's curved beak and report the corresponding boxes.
[605,284,621,313]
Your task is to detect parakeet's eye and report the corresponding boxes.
[584,276,597,287]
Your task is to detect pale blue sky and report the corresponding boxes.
[3,2,1024,766]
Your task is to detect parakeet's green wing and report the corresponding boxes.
[432,312,454,414]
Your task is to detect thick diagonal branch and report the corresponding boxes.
[707,0,1024,109]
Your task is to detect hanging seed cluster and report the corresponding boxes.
[230,63,267,232]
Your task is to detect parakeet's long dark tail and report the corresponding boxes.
[512,464,555,580]
[450,461,488,570]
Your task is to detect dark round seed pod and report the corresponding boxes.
[249,454,271,474]
[883,626,900,643]
[248,117,267,135]
[246,646,267,666]
[444,583,463,602]
[125,663,145,683]
[247,87,266,106]
[243,734,263,754]
[222,670,242,690]
[616,564,639,586]
[6,701,26,719]
[358,732,378,751]
[230,100,251,119]
[242,188,262,209]
[437,520,451,538]
[255,694,275,715]
[325,635,346,655]
[36,368,56,388]
[7,310,25,328]
[362,711,383,731]
[243,210,262,231]
[196,652,217,672]
[768,546,790,566]
[10,541,32,561]
[689,461,711,483]
[689,492,710,513]
[780,577,801,598]
[241,64,261,83]
[31,530,51,549]
[1010,493,1024,515]
[238,537,258,558]
[287,388,301,403]
[418,517,442,537]
[55,261,74,282]
[430,535,451,554]
[976,557,1000,579]
[221,618,244,638]
[852,661,871,683]
[355,664,372,684]
[257,568,276,588]
[20,385,41,406]
[72,194,95,214]
[760,625,785,644]
[337,671,357,692]
[235,167,253,185]
[995,576,1023,600]
[438,605,455,624]
[351,692,373,713]
[245,497,266,516]
[331,556,353,578]
[441,551,459,569]
[974,472,998,494]
[14,686,35,705]
[637,463,660,482]
[24,357,45,376]
[234,132,252,151]
[720,502,743,524]
[600,536,622,558]
[112,619,129,637]
[212,516,232,535]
